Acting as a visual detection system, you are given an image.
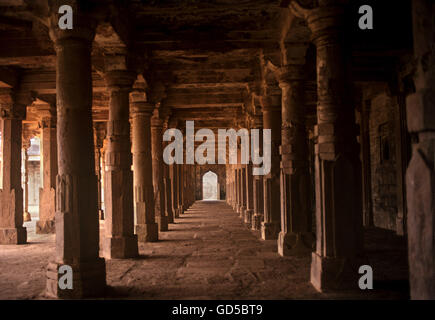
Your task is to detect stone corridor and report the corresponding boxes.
[0,201,408,300]
[0,0,433,300]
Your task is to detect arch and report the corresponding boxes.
[202,171,218,200]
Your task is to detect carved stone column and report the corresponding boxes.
[37,104,57,233]
[103,69,138,259]
[0,88,28,245]
[278,65,314,256]
[230,165,235,207]
[359,98,373,227]
[244,164,254,225]
[406,0,435,300]
[234,168,240,213]
[252,114,264,230]
[161,109,174,223]
[291,1,363,291]
[101,138,107,217]
[45,13,105,298]
[183,164,189,210]
[178,164,184,215]
[93,122,105,221]
[240,166,247,219]
[245,116,255,225]
[131,88,159,243]
[170,163,179,218]
[22,134,31,222]
[260,91,282,240]
[151,109,168,231]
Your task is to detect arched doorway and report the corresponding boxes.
[202,171,218,200]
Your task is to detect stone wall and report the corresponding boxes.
[369,93,398,231]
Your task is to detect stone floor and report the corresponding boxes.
[0,201,409,299]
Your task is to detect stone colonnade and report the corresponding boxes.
[0,0,432,301]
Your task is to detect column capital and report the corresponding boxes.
[22,139,31,150]
[160,106,172,129]
[93,121,106,149]
[38,103,57,128]
[252,114,263,129]
[289,1,344,45]
[0,88,32,120]
[278,64,307,86]
[151,115,164,128]
[22,125,34,149]
[104,70,136,92]
[260,94,281,112]
[48,2,97,45]
[131,101,155,117]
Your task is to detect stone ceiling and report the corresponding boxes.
[0,0,413,132]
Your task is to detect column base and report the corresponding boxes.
[251,213,263,230]
[0,227,27,244]
[261,222,280,240]
[46,258,106,299]
[244,209,253,225]
[156,215,168,232]
[36,220,55,234]
[167,214,174,224]
[173,207,179,218]
[178,206,184,215]
[136,223,158,242]
[103,235,138,259]
[23,212,32,222]
[310,252,363,292]
[239,206,246,219]
[278,231,314,256]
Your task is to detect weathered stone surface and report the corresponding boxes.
[45,13,106,298]
[37,106,57,234]
[405,0,435,300]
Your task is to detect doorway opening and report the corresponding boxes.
[202,171,218,200]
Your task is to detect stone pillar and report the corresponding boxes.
[94,122,105,220]
[277,65,314,256]
[245,165,254,225]
[252,176,264,230]
[252,114,264,230]
[170,163,179,218]
[163,154,174,223]
[406,0,435,300]
[162,111,174,224]
[184,166,190,209]
[45,14,105,298]
[103,69,138,259]
[234,168,238,211]
[227,165,234,206]
[151,110,168,231]
[22,136,31,222]
[394,94,409,236]
[359,99,373,227]
[178,164,184,215]
[101,138,107,216]
[236,167,242,213]
[240,166,247,219]
[131,90,159,243]
[0,88,28,245]
[230,166,235,207]
[291,2,363,291]
[260,91,282,240]
[37,105,57,233]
